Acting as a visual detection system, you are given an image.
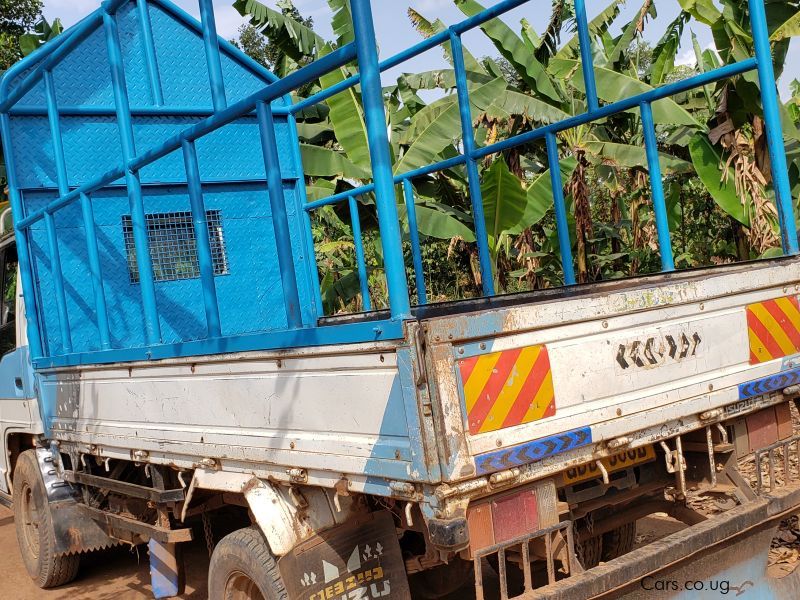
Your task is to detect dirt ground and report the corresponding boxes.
[0,505,210,600]
[0,501,691,600]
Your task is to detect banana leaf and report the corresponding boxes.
[453,0,562,103]
[394,77,507,175]
[688,132,750,227]
[300,144,370,179]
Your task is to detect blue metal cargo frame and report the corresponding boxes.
[0,0,795,369]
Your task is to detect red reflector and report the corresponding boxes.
[775,402,793,440]
[467,487,542,555]
[467,503,494,554]
[746,407,779,452]
[492,489,539,545]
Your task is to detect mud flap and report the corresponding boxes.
[148,538,185,599]
[279,511,411,600]
[50,500,117,555]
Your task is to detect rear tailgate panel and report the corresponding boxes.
[424,260,800,482]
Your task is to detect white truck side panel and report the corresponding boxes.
[42,343,427,485]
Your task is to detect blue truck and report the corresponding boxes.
[1,0,800,598]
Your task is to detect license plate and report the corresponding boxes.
[563,445,656,485]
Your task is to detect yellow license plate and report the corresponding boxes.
[563,445,656,485]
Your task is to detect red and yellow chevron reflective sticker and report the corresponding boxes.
[747,296,800,364]
[458,345,555,435]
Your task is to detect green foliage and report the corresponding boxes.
[227,0,800,311]
[0,0,43,69]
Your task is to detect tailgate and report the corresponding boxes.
[424,260,800,481]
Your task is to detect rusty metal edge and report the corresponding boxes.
[523,485,800,599]
[79,505,193,544]
[63,470,185,503]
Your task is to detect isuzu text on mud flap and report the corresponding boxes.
[0,0,799,599]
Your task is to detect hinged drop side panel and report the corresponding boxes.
[424,261,800,483]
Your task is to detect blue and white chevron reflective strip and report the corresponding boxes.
[739,367,800,400]
[474,426,593,476]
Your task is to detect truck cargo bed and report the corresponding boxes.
[41,258,800,499]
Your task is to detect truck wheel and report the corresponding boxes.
[208,526,287,600]
[577,534,602,569]
[601,522,636,562]
[13,449,80,588]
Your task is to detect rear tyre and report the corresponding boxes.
[208,526,287,600]
[576,534,602,569]
[601,522,636,562]
[13,449,80,588]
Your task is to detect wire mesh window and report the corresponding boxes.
[123,211,228,283]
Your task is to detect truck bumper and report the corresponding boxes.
[528,483,800,599]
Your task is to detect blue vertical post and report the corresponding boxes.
[43,213,72,353]
[43,69,72,353]
[574,0,599,113]
[0,112,44,358]
[640,102,675,272]
[199,0,227,112]
[137,0,164,106]
[402,180,427,305]
[285,105,324,316]
[748,0,798,255]
[350,0,411,321]
[545,132,576,285]
[104,10,161,345]
[181,139,222,337]
[80,193,111,349]
[256,101,302,329]
[43,71,69,196]
[450,31,495,297]
[348,196,372,312]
